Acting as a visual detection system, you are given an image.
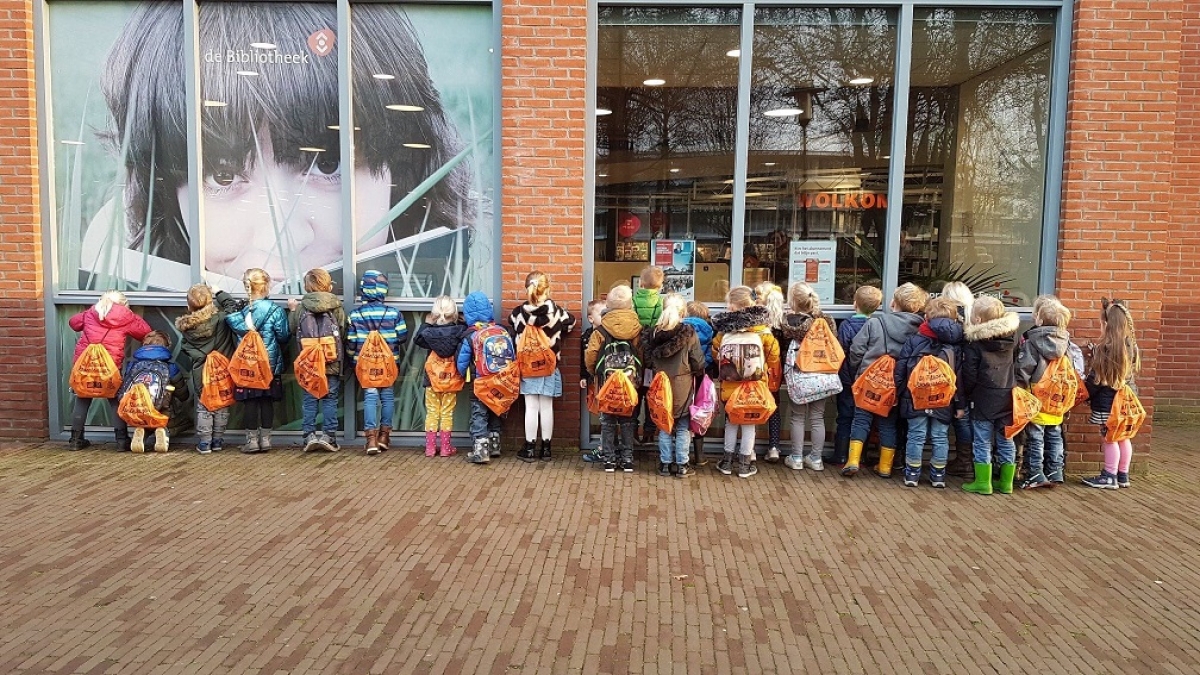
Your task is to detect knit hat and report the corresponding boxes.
[360,270,389,301]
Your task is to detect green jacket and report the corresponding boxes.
[633,288,663,328]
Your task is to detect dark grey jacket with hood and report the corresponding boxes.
[1015,326,1070,388]
[846,311,924,380]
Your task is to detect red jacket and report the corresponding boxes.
[70,304,152,370]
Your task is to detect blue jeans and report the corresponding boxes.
[850,406,898,448]
[952,414,973,449]
[905,416,950,468]
[971,415,1016,465]
[362,386,395,430]
[658,416,692,465]
[1024,423,1063,478]
[835,389,855,448]
[301,376,340,436]
[469,395,502,440]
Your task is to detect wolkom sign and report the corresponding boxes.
[798,192,888,210]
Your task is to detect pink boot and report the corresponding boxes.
[425,431,437,457]
[439,431,456,457]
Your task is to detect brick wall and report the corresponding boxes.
[500,0,589,447]
[0,2,47,439]
[1057,0,1183,471]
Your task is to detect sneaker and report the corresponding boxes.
[903,466,921,487]
[676,464,693,478]
[603,461,617,473]
[765,446,781,463]
[620,460,634,473]
[1117,472,1131,488]
[302,433,321,453]
[489,433,501,458]
[197,442,212,455]
[518,441,538,463]
[1021,473,1053,490]
[318,431,339,452]
[154,428,170,453]
[1047,468,1064,484]
[582,450,603,463]
[804,455,825,472]
[131,428,146,454]
[929,467,947,489]
[658,461,671,477]
[467,439,490,464]
[783,454,804,471]
[1082,471,1119,490]
[211,438,224,453]
[737,456,758,478]
[716,453,734,476]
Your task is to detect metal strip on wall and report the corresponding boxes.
[729,3,755,289]
[881,2,914,305]
[1039,0,1073,295]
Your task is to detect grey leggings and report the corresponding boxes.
[790,397,827,458]
[71,396,127,438]
[196,402,231,443]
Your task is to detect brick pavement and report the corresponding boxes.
[0,425,1198,674]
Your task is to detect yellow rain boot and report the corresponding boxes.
[841,440,864,477]
[875,447,896,478]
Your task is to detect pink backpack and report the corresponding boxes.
[689,375,717,435]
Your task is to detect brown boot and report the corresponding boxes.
[946,445,974,478]
[366,429,380,456]
[378,426,392,451]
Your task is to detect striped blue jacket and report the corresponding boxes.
[347,300,408,363]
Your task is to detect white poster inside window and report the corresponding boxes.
[654,239,695,300]
[788,240,837,306]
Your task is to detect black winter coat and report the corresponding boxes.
[893,318,965,422]
[961,312,1021,422]
[414,322,468,388]
[174,291,242,400]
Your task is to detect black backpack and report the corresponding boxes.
[118,360,172,412]
[298,310,343,364]
[596,326,641,386]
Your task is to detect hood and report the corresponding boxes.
[99,304,140,329]
[132,344,172,362]
[175,303,217,337]
[463,292,494,325]
[1023,326,1069,359]
[359,269,389,301]
[926,317,965,345]
[966,312,1020,342]
[301,291,342,314]
[650,323,696,360]
[878,311,924,337]
[682,316,713,343]
[633,287,659,304]
[779,312,815,342]
[600,308,642,340]
[712,305,770,333]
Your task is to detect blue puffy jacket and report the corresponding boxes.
[682,316,714,371]
[456,291,504,378]
[227,299,292,376]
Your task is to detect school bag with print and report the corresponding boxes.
[474,362,521,416]
[117,359,172,428]
[117,384,170,430]
[852,321,897,416]
[1031,354,1079,417]
[647,371,674,434]
[1004,387,1042,439]
[726,380,777,425]
[294,345,329,399]
[199,352,236,411]
[908,349,957,410]
[594,326,641,415]
[356,330,399,388]
[797,319,844,374]
[784,339,842,405]
[69,341,122,399]
[472,324,515,377]
[229,311,273,389]
[298,310,342,364]
[717,331,765,382]
[517,325,557,379]
[426,352,465,393]
[689,374,717,435]
[1105,384,1146,442]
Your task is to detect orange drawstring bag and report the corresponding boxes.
[647,371,675,434]
[426,353,466,393]
[1032,355,1080,417]
[69,343,122,399]
[1105,384,1146,442]
[355,330,399,388]
[517,326,557,379]
[1004,387,1042,439]
[586,383,600,415]
[596,370,639,416]
[798,319,845,374]
[908,355,956,410]
[294,344,329,399]
[852,355,897,416]
[725,380,777,425]
[229,328,273,389]
[117,383,170,429]
[198,352,236,411]
[474,362,521,416]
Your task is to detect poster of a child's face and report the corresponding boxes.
[50,1,494,296]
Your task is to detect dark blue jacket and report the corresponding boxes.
[414,321,468,387]
[837,314,869,387]
[893,318,965,422]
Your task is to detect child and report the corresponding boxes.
[175,284,241,454]
[579,299,606,464]
[833,286,881,466]
[118,330,186,453]
[644,294,704,478]
[1082,299,1141,489]
[712,286,780,479]
[457,291,509,464]
[843,283,926,477]
[288,269,349,452]
[779,282,837,472]
[413,296,466,457]
[585,285,643,472]
[633,266,665,443]
[1015,296,1073,488]
[683,301,714,466]
[939,281,976,477]
[509,271,576,462]
[755,282,787,463]
[346,270,408,455]
[67,291,151,450]
[960,296,1021,494]
[227,268,292,454]
[893,297,965,488]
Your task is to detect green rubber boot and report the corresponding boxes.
[997,463,1016,494]
[962,462,993,495]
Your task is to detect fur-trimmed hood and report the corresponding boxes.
[965,311,1020,344]
[649,323,697,360]
[712,305,770,333]
[175,303,217,337]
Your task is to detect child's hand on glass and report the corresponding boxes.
[579,379,588,390]
[287,298,299,312]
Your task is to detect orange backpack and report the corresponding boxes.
[908,354,956,410]
[1105,384,1146,442]
[229,328,273,389]
[1032,355,1079,417]
[586,383,600,415]
[474,362,521,415]
[725,380,777,425]
[647,371,675,434]
[426,352,465,393]
[1004,387,1042,439]
[294,344,329,399]
[198,352,236,411]
[117,383,170,429]
[798,319,845,374]
[69,343,122,399]
[517,326,557,379]
[852,355,897,416]
[596,370,639,416]
[355,330,399,388]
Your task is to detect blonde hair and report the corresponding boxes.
[686,301,710,322]
[243,268,271,300]
[656,293,686,331]
[607,285,633,310]
[1034,295,1071,329]
[971,296,1006,324]
[640,266,664,290]
[755,282,785,328]
[924,297,959,321]
[303,268,333,293]
[726,285,755,310]
[95,290,128,321]
[893,282,928,314]
[428,295,458,325]
[940,282,974,323]
[186,284,213,312]
[853,286,883,314]
[787,282,820,316]
[1092,298,1140,387]
[525,271,550,305]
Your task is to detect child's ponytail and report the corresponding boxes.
[95,290,128,321]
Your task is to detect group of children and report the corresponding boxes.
[66,264,1143,492]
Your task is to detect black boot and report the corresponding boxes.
[539,439,552,462]
[831,437,849,465]
[518,441,537,463]
[67,429,90,451]
[114,429,131,452]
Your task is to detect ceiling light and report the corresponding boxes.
[236,71,258,77]
[598,173,608,177]
[595,108,613,116]
[60,140,85,146]
[763,162,776,166]
[299,147,325,152]
[386,104,424,112]
[250,42,277,50]
[744,192,763,197]
[669,168,681,173]
[849,77,874,85]
[327,125,340,130]
[373,73,395,80]
[882,155,891,159]
[726,49,740,58]
[763,108,803,117]
[203,100,227,107]
[404,143,431,149]
[643,78,666,87]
